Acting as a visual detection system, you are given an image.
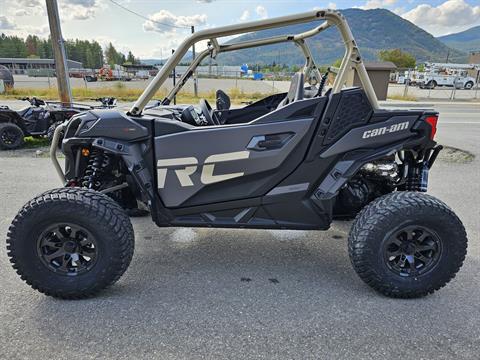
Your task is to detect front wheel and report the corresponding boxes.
[348,192,467,298]
[0,122,24,150]
[7,188,135,299]
[464,81,474,90]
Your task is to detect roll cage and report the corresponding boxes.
[130,9,379,115]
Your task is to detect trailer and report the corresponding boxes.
[98,65,132,81]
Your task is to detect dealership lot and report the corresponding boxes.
[0,102,479,359]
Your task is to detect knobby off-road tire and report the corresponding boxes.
[7,188,135,299]
[46,122,63,148]
[348,192,467,298]
[0,122,24,150]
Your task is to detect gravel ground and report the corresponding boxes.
[0,101,479,359]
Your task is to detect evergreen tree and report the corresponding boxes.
[126,51,135,64]
[0,34,28,57]
[0,34,129,69]
[25,35,40,56]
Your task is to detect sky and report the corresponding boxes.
[0,0,479,59]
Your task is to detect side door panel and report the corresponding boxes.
[154,118,314,207]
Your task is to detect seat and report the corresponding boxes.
[276,72,305,109]
[216,90,231,111]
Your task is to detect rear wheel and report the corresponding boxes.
[464,81,474,90]
[7,188,134,299]
[427,80,437,89]
[46,122,63,147]
[0,122,24,150]
[348,192,467,298]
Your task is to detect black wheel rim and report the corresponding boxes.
[37,223,98,276]
[1,128,20,145]
[383,225,442,277]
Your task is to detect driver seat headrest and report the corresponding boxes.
[216,89,231,111]
[277,72,304,109]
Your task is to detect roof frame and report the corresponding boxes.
[130,9,379,115]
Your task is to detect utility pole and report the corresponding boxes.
[475,69,479,99]
[45,0,72,106]
[209,56,212,77]
[172,49,176,105]
[191,25,198,97]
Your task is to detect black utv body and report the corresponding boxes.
[0,97,117,149]
[6,10,467,300]
[61,86,440,226]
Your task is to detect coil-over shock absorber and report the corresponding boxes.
[400,146,443,192]
[82,149,111,190]
[316,68,330,97]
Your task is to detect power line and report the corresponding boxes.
[107,0,190,29]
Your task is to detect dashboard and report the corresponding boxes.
[144,104,207,126]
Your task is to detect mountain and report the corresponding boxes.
[141,59,165,66]
[142,51,194,66]
[437,26,480,53]
[212,8,466,65]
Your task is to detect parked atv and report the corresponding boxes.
[7,10,467,299]
[0,97,117,150]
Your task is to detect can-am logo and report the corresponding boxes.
[362,122,410,139]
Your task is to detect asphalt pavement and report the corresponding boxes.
[0,101,479,359]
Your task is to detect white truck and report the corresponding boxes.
[418,63,478,89]
[397,70,423,85]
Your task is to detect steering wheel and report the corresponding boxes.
[199,99,219,125]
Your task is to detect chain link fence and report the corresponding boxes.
[391,68,480,101]
[9,69,480,102]
[10,72,292,96]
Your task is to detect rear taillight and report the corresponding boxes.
[425,115,438,140]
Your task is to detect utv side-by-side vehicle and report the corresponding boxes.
[7,10,467,299]
[0,97,117,149]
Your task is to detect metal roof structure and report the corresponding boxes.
[0,58,83,68]
[363,62,397,71]
[130,9,380,115]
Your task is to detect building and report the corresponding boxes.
[353,62,397,101]
[0,58,83,75]
[469,51,480,64]
[122,64,158,79]
[467,52,480,79]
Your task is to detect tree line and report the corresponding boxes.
[0,34,139,69]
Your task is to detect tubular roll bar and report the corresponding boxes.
[130,9,379,115]
[163,27,326,105]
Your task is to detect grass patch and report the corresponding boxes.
[1,86,163,102]
[23,136,50,148]
[388,94,418,102]
[438,146,475,163]
[1,86,268,104]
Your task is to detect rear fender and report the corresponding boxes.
[314,142,405,200]
[314,132,438,201]
[312,105,439,200]
[319,115,419,158]
[0,109,28,133]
